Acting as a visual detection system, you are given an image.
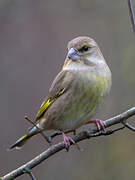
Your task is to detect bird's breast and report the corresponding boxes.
[57,69,111,130]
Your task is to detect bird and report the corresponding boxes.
[9,36,111,150]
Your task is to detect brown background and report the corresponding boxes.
[1,0,135,180]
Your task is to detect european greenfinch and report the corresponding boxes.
[9,36,111,150]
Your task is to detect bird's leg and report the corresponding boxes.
[86,119,114,134]
[48,129,75,142]
[86,119,106,131]
[49,130,83,151]
[62,131,83,152]
[62,132,75,150]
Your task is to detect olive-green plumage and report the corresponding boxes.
[9,36,111,149]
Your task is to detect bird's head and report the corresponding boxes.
[63,36,105,69]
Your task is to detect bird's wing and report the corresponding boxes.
[35,70,73,121]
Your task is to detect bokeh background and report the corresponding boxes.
[1,0,135,180]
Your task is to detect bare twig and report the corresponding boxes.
[23,168,36,180]
[25,116,51,144]
[127,0,135,33]
[1,107,135,180]
[122,121,135,131]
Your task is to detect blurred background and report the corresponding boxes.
[0,0,135,180]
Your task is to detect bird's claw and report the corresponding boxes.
[87,119,106,132]
[94,119,106,131]
[62,132,75,151]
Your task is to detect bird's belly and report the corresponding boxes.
[57,80,106,131]
[45,72,110,131]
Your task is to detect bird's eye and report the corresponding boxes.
[82,45,89,51]
[79,45,89,52]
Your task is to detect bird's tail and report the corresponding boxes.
[8,125,41,150]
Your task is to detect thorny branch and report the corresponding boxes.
[1,107,135,180]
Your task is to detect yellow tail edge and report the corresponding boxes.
[8,134,31,150]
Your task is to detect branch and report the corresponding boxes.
[1,107,135,180]
[127,0,135,33]
[23,168,36,180]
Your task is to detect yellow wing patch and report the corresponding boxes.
[36,88,65,120]
[36,99,54,120]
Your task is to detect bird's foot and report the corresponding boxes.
[62,132,83,152]
[86,119,106,131]
[87,119,115,135]
[62,132,75,151]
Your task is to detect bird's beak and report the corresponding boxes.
[67,48,81,60]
